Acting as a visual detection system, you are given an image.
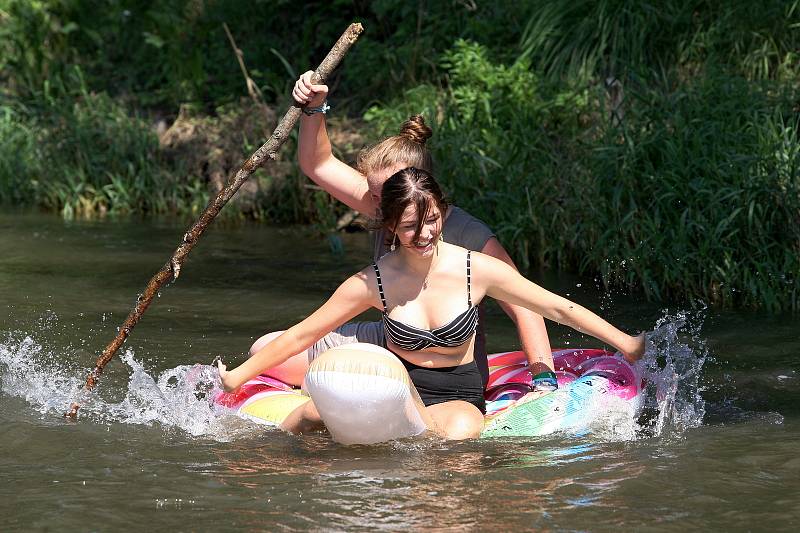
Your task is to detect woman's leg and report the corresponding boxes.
[280,399,325,434]
[425,401,484,440]
[249,322,385,386]
[249,331,310,386]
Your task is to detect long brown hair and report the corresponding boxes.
[357,115,433,177]
[379,167,448,245]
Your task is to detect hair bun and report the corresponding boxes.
[398,115,432,145]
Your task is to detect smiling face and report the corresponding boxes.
[379,167,448,258]
[395,201,443,257]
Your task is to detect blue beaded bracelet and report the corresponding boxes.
[303,100,330,116]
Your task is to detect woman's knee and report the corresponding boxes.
[445,414,483,440]
[249,330,284,356]
[250,330,309,386]
[302,400,322,423]
[280,400,324,434]
[430,402,484,440]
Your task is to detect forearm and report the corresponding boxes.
[296,114,372,213]
[221,273,376,391]
[481,253,644,361]
[498,301,554,372]
[546,298,638,356]
[298,114,333,177]
[225,327,313,390]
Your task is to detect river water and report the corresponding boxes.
[1,211,798,531]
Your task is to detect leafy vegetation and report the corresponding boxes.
[519,0,800,82]
[0,0,798,309]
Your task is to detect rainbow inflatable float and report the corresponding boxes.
[214,344,643,444]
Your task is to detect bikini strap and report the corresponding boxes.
[466,250,472,307]
[372,262,388,312]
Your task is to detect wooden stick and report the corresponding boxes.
[66,22,364,419]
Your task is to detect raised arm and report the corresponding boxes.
[218,270,376,391]
[474,252,644,362]
[293,71,375,214]
[480,237,554,374]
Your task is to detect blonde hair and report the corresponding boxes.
[357,115,433,177]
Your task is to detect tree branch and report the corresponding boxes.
[66,22,364,419]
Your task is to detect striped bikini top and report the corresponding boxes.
[372,251,479,351]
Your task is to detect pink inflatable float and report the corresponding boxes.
[214,346,644,443]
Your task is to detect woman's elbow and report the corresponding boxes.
[298,157,316,179]
[545,303,574,325]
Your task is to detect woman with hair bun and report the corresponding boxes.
[249,71,558,394]
[220,167,645,439]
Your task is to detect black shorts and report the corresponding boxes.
[400,358,486,414]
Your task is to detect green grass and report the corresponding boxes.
[519,0,800,82]
[578,77,800,310]
[0,69,208,218]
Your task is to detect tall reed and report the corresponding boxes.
[0,67,208,218]
[520,0,800,82]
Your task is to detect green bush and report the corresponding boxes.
[0,0,533,111]
[364,41,799,310]
[0,67,208,217]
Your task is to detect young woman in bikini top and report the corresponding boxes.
[219,167,645,440]
[249,71,554,392]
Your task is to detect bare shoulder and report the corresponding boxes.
[470,249,517,273]
[437,241,470,260]
[347,265,378,293]
[469,249,519,286]
[338,264,382,309]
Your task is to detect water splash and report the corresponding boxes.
[584,396,642,442]
[2,308,710,444]
[99,352,250,439]
[551,309,708,442]
[0,333,85,415]
[0,331,261,441]
[635,309,708,438]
